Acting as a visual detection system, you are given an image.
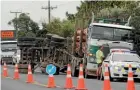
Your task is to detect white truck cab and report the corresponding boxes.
[1,40,20,64]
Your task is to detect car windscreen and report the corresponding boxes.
[112,53,140,62]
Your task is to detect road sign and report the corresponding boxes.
[46,64,56,75]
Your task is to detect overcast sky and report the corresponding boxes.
[1,1,81,30]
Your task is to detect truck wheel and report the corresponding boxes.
[50,41,64,47]
[84,73,89,78]
[73,67,78,77]
[41,71,45,73]
[46,34,54,39]
[54,67,60,75]
[51,35,65,42]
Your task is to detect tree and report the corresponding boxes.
[66,1,140,28]
[130,7,140,31]
[36,22,48,37]
[46,18,62,35]
[42,18,74,37]
[8,13,39,37]
[61,20,75,37]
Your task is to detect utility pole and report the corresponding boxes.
[41,0,57,23]
[10,11,22,38]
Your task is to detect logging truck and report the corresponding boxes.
[71,20,134,78]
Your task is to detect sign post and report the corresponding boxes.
[46,64,56,75]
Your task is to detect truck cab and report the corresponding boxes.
[84,23,133,78]
[1,40,19,64]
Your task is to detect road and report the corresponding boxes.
[1,65,140,90]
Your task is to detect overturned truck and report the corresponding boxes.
[17,34,72,74]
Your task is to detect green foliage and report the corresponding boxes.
[45,18,75,37]
[36,22,48,37]
[66,1,140,28]
[8,13,39,37]
[17,30,26,38]
[60,20,75,37]
[130,7,140,31]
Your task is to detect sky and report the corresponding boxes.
[1,0,81,30]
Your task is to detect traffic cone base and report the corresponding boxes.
[127,65,135,90]
[2,63,8,77]
[76,78,87,90]
[64,77,74,89]
[103,64,112,90]
[26,75,34,83]
[76,64,87,90]
[13,64,20,80]
[64,64,74,89]
[26,64,34,83]
[47,75,56,88]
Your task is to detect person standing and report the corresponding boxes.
[96,46,104,79]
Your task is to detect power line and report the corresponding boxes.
[10,11,22,38]
[41,0,57,23]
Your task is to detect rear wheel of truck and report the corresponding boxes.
[54,67,60,75]
[72,67,78,77]
[41,70,45,73]
[84,72,89,78]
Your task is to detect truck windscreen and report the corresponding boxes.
[91,26,131,41]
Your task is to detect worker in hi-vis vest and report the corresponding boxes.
[96,46,104,79]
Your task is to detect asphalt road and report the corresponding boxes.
[1,65,140,90]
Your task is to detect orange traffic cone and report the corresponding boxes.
[103,64,111,90]
[75,64,87,90]
[2,62,8,77]
[47,74,56,88]
[126,64,135,90]
[13,63,19,80]
[64,64,74,89]
[26,64,34,83]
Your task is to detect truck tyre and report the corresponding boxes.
[51,35,65,42]
[41,70,45,73]
[55,67,60,75]
[44,38,51,44]
[18,37,35,41]
[72,67,78,77]
[84,72,89,78]
[46,34,54,39]
[50,41,64,47]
